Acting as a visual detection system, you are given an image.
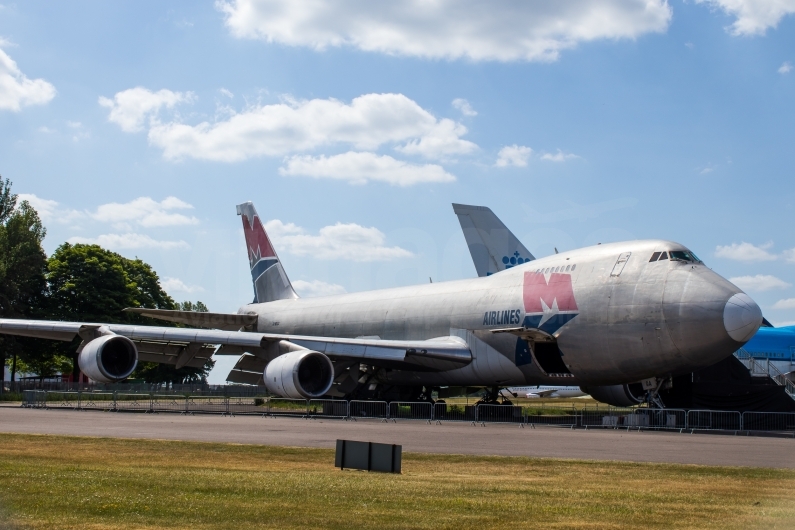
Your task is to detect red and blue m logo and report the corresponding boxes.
[522,271,579,334]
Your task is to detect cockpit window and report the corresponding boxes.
[669,250,702,263]
[658,251,668,261]
[649,252,661,262]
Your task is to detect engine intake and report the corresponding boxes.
[78,334,138,383]
[264,350,334,399]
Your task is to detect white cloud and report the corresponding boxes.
[773,298,795,310]
[68,233,189,250]
[161,277,205,294]
[729,274,791,291]
[263,219,412,261]
[452,98,477,117]
[146,92,476,162]
[779,61,793,74]
[0,48,56,111]
[17,194,83,224]
[217,0,672,62]
[292,279,347,298]
[89,196,199,229]
[219,88,234,98]
[696,0,795,36]
[715,241,777,261]
[540,149,580,162]
[495,145,532,167]
[99,87,194,133]
[280,151,455,186]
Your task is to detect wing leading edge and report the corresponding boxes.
[0,318,472,372]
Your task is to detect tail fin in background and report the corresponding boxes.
[452,203,534,277]
[236,202,299,303]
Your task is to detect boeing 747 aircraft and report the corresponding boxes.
[0,202,763,403]
[451,203,780,405]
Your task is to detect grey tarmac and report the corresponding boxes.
[1,407,793,469]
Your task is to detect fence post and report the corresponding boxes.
[740,411,744,431]
[226,396,230,415]
[113,390,117,411]
[78,390,81,410]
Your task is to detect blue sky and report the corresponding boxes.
[1,0,795,331]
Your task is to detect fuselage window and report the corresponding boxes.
[544,268,549,273]
[649,252,661,262]
[555,266,559,272]
[571,264,576,270]
[658,252,668,261]
[565,265,570,271]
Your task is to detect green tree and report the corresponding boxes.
[47,243,212,383]
[0,178,49,383]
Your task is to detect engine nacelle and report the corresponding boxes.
[264,350,334,399]
[580,383,644,407]
[78,334,138,383]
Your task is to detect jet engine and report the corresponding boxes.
[580,383,644,407]
[78,334,138,383]
[264,349,334,399]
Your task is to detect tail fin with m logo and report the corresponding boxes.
[236,202,298,304]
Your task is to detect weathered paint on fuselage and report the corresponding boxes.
[239,240,747,387]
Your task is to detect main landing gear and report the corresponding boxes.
[475,386,514,406]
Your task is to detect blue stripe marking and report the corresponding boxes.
[250,258,278,282]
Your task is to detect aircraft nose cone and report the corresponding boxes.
[723,293,762,342]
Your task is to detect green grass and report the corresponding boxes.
[0,433,793,529]
[0,393,23,402]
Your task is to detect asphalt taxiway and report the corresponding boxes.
[1,407,792,468]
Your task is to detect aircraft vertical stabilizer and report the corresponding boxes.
[237,201,299,303]
[452,203,534,277]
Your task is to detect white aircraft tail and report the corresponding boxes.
[237,202,299,303]
[452,203,534,277]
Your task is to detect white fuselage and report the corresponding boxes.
[240,240,752,388]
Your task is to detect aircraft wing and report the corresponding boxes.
[0,318,472,372]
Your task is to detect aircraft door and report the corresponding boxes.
[610,252,631,277]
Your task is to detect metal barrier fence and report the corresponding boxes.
[18,391,795,434]
[309,399,349,419]
[80,392,115,411]
[580,408,688,430]
[268,398,309,417]
[741,411,795,432]
[525,407,580,427]
[433,402,475,422]
[228,396,268,415]
[476,404,524,424]
[389,401,433,422]
[686,410,742,431]
[349,400,389,421]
